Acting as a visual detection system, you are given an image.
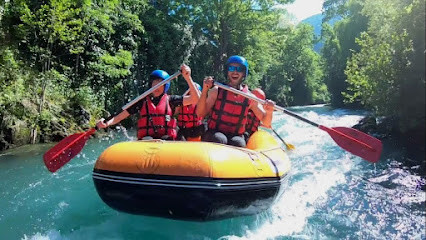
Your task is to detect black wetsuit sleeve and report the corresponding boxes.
[126,100,144,115]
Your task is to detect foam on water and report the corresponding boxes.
[220,107,362,239]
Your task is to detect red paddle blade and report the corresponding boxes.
[43,129,96,172]
[319,126,383,163]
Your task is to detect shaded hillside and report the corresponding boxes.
[302,13,340,52]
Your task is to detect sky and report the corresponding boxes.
[280,0,325,22]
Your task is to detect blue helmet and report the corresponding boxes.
[226,55,249,77]
[184,82,202,96]
[194,82,202,91]
[150,70,170,93]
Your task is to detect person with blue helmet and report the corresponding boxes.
[175,82,206,141]
[96,64,200,140]
[196,55,275,147]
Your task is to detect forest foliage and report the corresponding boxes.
[0,0,424,150]
[322,0,425,144]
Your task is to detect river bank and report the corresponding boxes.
[0,104,93,151]
[353,115,425,176]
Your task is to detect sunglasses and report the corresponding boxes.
[228,66,244,73]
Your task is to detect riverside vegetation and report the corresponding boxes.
[0,0,424,168]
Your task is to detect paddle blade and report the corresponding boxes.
[269,127,295,151]
[43,129,95,172]
[285,142,296,150]
[320,126,382,163]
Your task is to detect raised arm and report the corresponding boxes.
[181,64,200,106]
[196,76,218,118]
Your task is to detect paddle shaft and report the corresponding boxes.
[271,128,293,149]
[44,71,182,172]
[122,71,181,110]
[102,71,181,125]
[215,82,318,125]
[214,82,375,152]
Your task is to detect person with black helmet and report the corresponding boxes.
[196,56,275,147]
[96,64,200,140]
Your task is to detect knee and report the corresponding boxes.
[161,135,173,140]
[229,135,246,147]
[213,132,228,144]
[203,130,228,144]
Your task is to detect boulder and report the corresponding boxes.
[75,105,91,125]
[353,115,378,135]
[0,115,32,151]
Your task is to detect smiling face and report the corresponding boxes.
[151,79,165,97]
[227,63,245,88]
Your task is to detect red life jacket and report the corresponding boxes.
[246,110,261,135]
[137,94,177,140]
[208,85,251,135]
[177,104,203,129]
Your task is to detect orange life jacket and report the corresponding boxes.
[137,94,177,140]
[208,85,251,135]
[246,110,261,136]
[177,104,203,129]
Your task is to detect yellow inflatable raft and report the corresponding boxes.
[92,130,291,221]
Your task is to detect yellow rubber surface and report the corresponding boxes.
[95,130,291,178]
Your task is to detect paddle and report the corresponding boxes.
[271,127,295,150]
[259,123,295,150]
[43,71,182,172]
[214,82,382,163]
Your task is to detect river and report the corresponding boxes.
[0,105,424,240]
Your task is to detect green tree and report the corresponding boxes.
[77,0,144,112]
[163,0,293,83]
[321,0,368,106]
[345,0,425,145]
[265,23,327,106]
[0,0,143,144]
[2,0,87,141]
[132,4,189,97]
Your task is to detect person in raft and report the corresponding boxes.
[96,64,200,140]
[175,83,207,141]
[196,55,275,147]
[244,88,268,140]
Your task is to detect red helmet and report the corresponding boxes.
[251,88,265,100]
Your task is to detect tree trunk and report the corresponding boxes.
[214,17,230,76]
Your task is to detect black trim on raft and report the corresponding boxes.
[92,168,288,221]
[93,169,285,189]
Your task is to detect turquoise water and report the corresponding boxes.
[1,105,424,240]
